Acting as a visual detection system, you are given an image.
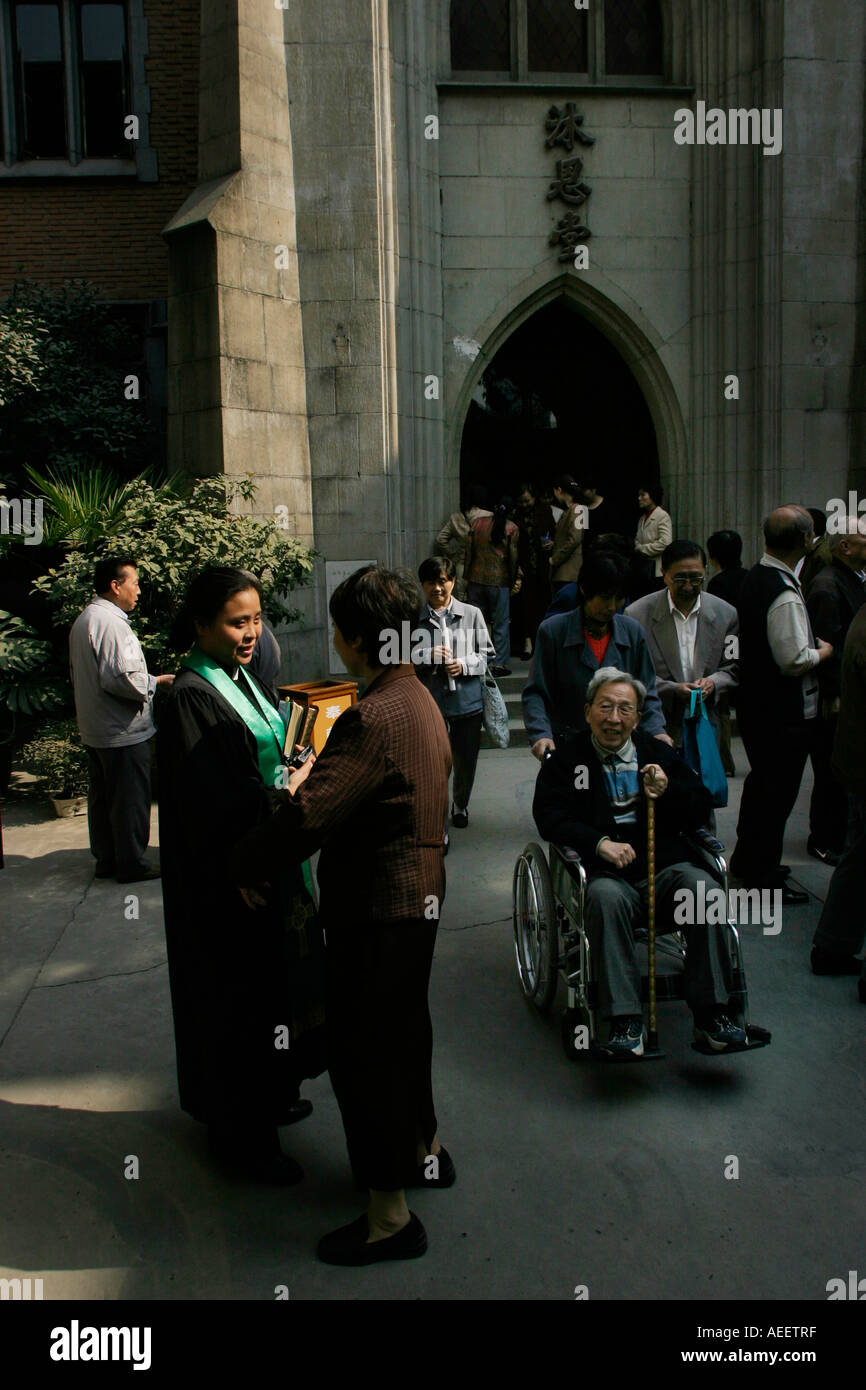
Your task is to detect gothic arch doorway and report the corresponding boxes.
[458,297,661,525]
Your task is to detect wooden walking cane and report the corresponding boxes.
[644,768,665,1059]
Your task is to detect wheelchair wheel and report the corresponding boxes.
[513,843,559,1011]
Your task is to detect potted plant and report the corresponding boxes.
[19,719,89,816]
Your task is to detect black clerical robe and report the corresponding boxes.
[157,666,326,1126]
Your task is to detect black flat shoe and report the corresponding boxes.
[208,1125,304,1185]
[406,1147,456,1188]
[317,1213,427,1266]
[213,1150,304,1186]
[283,1099,313,1125]
[781,883,809,905]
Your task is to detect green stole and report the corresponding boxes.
[181,647,314,897]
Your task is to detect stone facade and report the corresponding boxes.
[160,0,866,682]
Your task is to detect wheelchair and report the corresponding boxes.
[512,829,771,1061]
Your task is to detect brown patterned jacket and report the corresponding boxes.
[231,664,452,923]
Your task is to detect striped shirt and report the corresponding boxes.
[592,734,640,826]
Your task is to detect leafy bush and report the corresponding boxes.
[0,609,69,719]
[0,305,46,408]
[32,475,317,668]
[19,463,186,548]
[19,718,89,798]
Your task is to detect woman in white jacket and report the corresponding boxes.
[634,484,673,592]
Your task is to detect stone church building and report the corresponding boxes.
[4,1,865,678]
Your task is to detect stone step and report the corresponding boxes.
[480,662,529,748]
[480,719,530,750]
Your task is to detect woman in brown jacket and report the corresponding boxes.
[232,566,453,1266]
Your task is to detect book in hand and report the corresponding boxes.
[284,702,319,767]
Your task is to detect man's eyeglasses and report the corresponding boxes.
[595,701,637,717]
[670,574,704,586]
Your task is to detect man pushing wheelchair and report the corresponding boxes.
[533,666,761,1060]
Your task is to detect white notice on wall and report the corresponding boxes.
[325,560,377,674]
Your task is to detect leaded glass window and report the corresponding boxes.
[450,0,510,72]
[527,0,588,74]
[603,0,664,76]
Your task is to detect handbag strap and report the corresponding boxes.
[688,688,707,720]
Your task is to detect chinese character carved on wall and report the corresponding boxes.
[547,156,592,207]
[549,211,591,262]
[544,106,594,260]
[545,102,596,152]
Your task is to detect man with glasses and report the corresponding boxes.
[625,540,739,753]
[523,550,672,760]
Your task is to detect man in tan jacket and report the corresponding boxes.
[550,475,586,590]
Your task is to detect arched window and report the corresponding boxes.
[448,0,665,82]
[603,0,664,77]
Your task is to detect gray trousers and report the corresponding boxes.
[812,794,866,974]
[85,740,152,877]
[585,862,734,1019]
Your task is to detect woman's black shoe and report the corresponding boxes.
[317,1213,427,1265]
[407,1146,456,1188]
[208,1125,304,1185]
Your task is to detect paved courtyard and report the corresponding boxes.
[0,736,862,1301]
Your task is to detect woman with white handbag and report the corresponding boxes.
[415,557,496,837]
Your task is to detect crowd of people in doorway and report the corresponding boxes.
[59,478,866,1266]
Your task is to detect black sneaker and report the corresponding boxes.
[807,838,842,867]
[451,806,468,829]
[811,946,862,977]
[693,1013,748,1053]
[490,665,511,677]
[601,1015,645,1059]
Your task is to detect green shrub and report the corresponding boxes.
[20,719,89,798]
[0,609,69,718]
[32,475,317,669]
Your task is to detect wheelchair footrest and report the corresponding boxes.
[588,1040,665,1064]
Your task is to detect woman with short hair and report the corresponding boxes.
[231,565,454,1266]
[415,555,494,833]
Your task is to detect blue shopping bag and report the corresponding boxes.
[681,689,728,807]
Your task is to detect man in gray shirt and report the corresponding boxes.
[69,556,173,882]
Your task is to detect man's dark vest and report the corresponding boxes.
[737,562,815,723]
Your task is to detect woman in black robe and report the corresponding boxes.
[157,567,326,1183]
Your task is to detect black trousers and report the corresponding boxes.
[444,709,483,810]
[808,714,848,852]
[730,713,815,883]
[813,794,866,963]
[326,917,438,1192]
[85,740,152,876]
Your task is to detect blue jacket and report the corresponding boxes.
[522,608,667,744]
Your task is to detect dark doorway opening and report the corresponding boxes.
[459,298,660,524]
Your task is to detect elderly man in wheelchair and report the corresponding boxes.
[528,666,764,1061]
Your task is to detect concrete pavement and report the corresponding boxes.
[0,736,863,1302]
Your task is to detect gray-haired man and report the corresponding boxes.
[69,556,173,882]
[533,668,747,1057]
